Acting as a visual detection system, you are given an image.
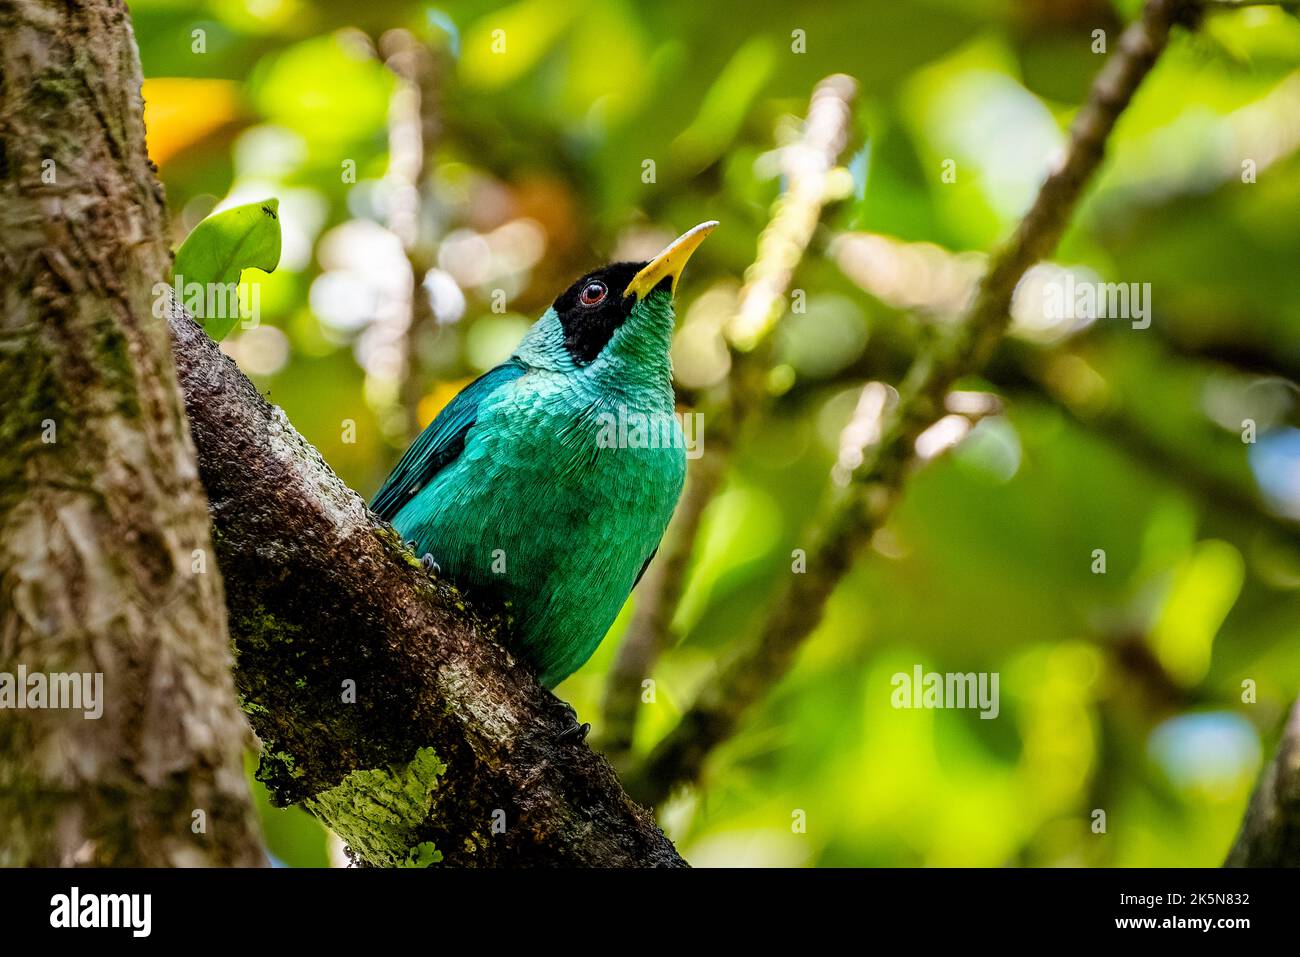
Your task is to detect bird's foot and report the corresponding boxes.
[555,701,590,743]
[404,542,441,576]
[557,720,591,743]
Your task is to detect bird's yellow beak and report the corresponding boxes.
[623,221,719,301]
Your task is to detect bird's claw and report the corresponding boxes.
[555,701,590,743]
[557,720,591,743]
[420,553,441,575]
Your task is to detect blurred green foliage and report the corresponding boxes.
[135,0,1300,866]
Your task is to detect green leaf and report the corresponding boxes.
[172,198,281,341]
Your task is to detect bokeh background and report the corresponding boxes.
[135,0,1300,866]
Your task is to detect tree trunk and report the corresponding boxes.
[0,0,265,866]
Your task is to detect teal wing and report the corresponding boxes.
[370,358,528,521]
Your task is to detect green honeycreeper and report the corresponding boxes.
[372,222,717,696]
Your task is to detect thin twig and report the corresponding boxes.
[627,0,1190,806]
[599,74,857,759]
[1203,0,1300,8]
[380,29,442,441]
[832,232,1300,546]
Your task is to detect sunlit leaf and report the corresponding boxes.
[671,37,776,171]
[1151,539,1246,686]
[173,199,282,341]
[460,0,583,89]
[249,34,393,145]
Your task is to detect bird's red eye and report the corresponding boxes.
[579,281,607,307]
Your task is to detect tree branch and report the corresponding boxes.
[1226,697,1300,866]
[1203,0,1300,8]
[626,0,1190,806]
[167,310,684,867]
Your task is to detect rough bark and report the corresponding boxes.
[167,311,685,867]
[0,0,264,865]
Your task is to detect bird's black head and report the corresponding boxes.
[550,221,719,367]
[552,262,665,366]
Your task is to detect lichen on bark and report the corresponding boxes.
[303,748,447,867]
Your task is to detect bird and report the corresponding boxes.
[371,222,717,725]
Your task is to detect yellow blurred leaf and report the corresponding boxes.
[417,379,474,429]
[1151,539,1245,686]
[671,36,775,170]
[561,0,649,121]
[461,0,586,89]
[142,78,242,166]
